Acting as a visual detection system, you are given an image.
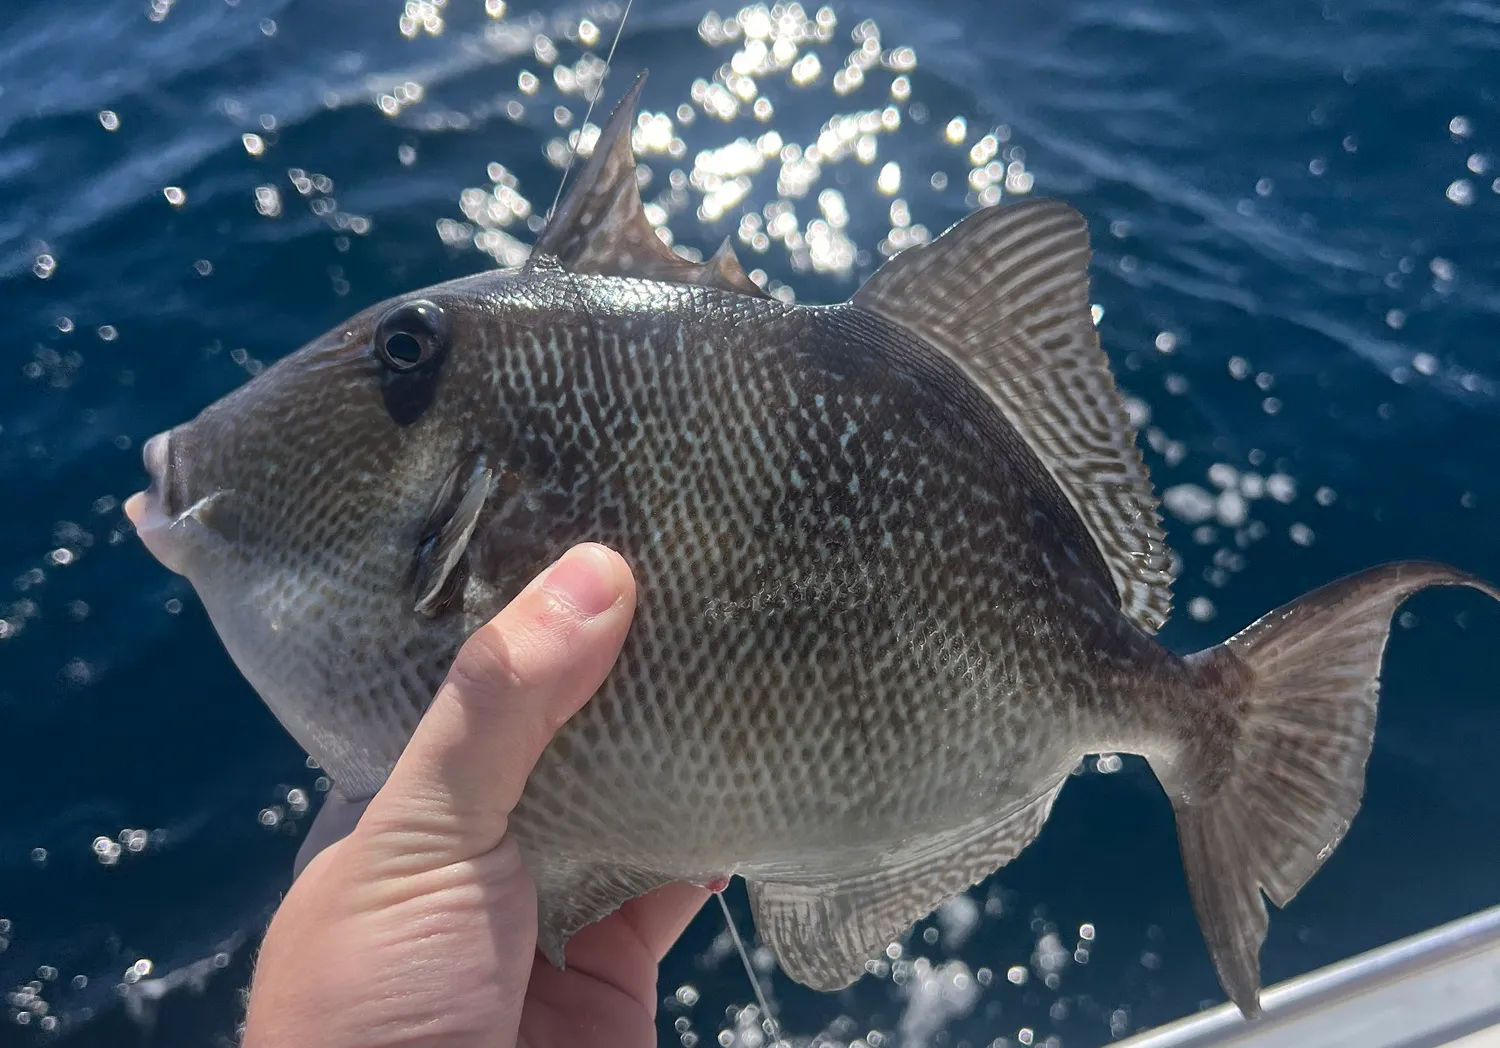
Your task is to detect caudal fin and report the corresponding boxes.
[1172,560,1499,1017]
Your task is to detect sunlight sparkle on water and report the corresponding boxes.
[446,1,1005,289]
[5,4,1471,1045]
[400,0,449,39]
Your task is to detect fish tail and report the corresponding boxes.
[1168,560,1499,1017]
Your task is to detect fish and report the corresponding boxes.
[123,72,1498,1018]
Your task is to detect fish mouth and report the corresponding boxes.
[124,430,233,576]
[142,431,180,517]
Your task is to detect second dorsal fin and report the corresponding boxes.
[529,71,767,299]
[853,199,1173,633]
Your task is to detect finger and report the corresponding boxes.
[548,883,710,1013]
[617,882,711,962]
[359,543,635,866]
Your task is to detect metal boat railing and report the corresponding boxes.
[1116,904,1500,1048]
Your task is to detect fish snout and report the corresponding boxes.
[142,430,176,516]
[125,426,212,576]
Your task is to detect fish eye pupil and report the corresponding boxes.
[374,300,447,372]
[383,331,424,367]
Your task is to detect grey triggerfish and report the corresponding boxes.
[124,73,1497,1017]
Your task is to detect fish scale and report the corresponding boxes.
[123,72,1499,1018]
[423,272,1180,936]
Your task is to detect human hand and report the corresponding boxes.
[242,543,709,1048]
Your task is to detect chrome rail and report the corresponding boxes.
[1116,904,1500,1048]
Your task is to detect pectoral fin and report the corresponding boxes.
[748,782,1064,990]
[412,458,494,617]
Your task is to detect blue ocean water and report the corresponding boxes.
[2,0,1499,1044]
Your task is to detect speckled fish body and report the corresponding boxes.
[124,74,1497,1017]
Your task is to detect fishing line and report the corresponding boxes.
[544,0,637,226]
[715,888,786,1048]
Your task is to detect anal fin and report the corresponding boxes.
[748,782,1064,990]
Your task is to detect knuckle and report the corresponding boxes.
[445,591,580,702]
[447,625,530,701]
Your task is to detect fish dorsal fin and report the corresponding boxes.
[748,782,1064,990]
[530,71,767,299]
[852,199,1173,632]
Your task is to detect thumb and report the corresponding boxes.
[355,542,636,868]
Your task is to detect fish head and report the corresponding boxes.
[121,70,759,788]
[125,276,520,785]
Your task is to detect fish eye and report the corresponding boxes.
[374,300,448,372]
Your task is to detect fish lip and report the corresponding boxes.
[126,486,238,577]
[125,485,188,575]
[142,431,178,517]
[126,429,237,576]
